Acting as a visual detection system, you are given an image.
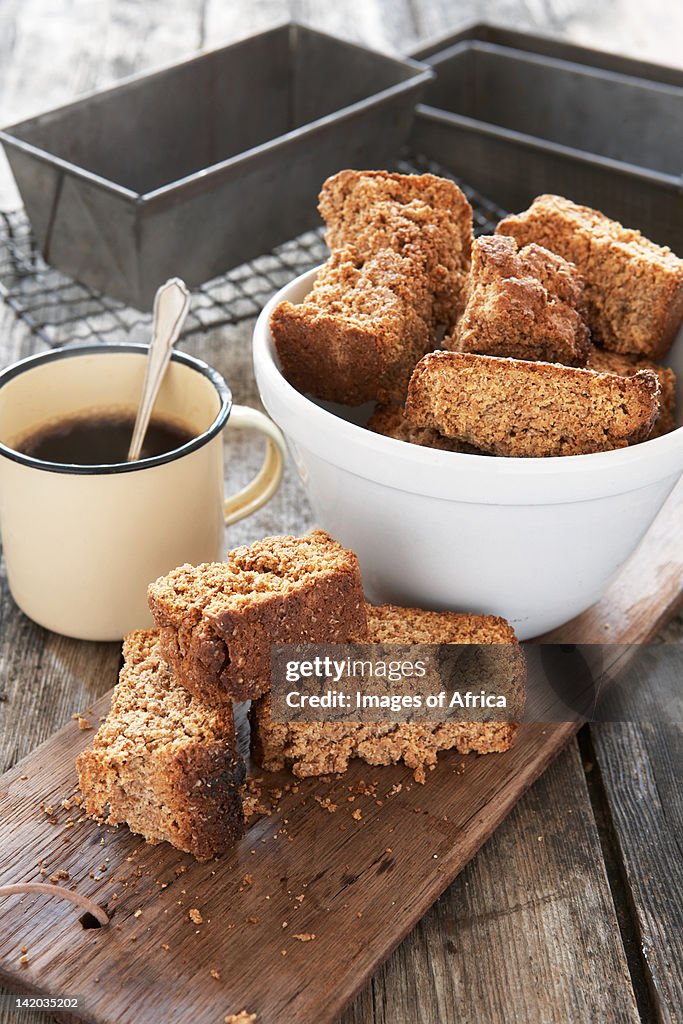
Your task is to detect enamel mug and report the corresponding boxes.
[0,343,286,640]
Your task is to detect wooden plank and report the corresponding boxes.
[0,617,120,776]
[0,478,680,1023]
[341,472,683,1023]
[0,6,205,1022]
[346,744,639,1024]
[0,704,581,1024]
[589,649,683,1024]
[0,300,122,1024]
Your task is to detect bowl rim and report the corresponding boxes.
[253,265,683,504]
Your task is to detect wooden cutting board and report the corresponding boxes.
[0,479,681,1024]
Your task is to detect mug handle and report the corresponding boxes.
[222,405,286,526]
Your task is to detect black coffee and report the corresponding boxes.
[18,410,194,465]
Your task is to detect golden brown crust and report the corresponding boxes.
[364,603,518,644]
[586,348,677,437]
[405,351,660,457]
[319,170,473,229]
[319,170,473,327]
[76,630,245,861]
[497,195,683,358]
[270,247,434,405]
[447,234,592,366]
[272,171,475,404]
[148,531,368,703]
[250,603,524,783]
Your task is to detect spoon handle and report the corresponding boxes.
[127,278,191,462]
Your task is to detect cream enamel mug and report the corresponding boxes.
[0,344,286,641]
[253,267,683,640]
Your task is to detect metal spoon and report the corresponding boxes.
[127,278,191,462]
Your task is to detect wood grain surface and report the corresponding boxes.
[0,713,581,1024]
[0,480,680,1024]
[0,3,682,1023]
[589,652,683,1024]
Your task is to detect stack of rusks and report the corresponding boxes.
[271,171,682,457]
[78,169,683,862]
[77,531,525,861]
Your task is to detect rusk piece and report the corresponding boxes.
[587,348,677,437]
[76,630,245,861]
[250,603,524,783]
[367,403,483,454]
[448,234,591,366]
[270,247,434,405]
[405,351,660,457]
[148,531,367,703]
[497,194,683,358]
[319,169,473,326]
[319,170,472,237]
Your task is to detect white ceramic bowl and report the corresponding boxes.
[253,267,683,639]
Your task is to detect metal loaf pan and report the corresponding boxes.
[410,23,683,252]
[0,24,431,310]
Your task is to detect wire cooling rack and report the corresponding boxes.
[0,156,508,347]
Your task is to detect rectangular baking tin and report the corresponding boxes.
[410,23,683,252]
[0,23,431,309]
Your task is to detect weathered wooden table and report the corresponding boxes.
[0,2,681,1022]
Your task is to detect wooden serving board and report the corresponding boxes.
[0,479,681,1024]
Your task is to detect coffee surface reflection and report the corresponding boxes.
[18,410,193,465]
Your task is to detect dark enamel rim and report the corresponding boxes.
[0,343,232,475]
